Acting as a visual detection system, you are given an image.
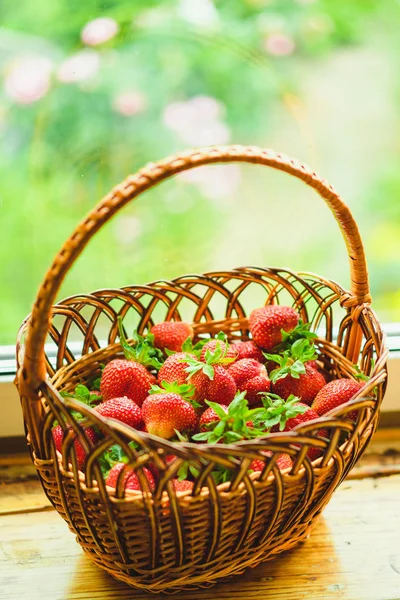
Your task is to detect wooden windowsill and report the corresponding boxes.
[1,429,399,600]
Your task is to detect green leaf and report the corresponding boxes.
[203,364,215,380]
[213,420,226,436]
[192,431,213,442]
[177,462,188,481]
[99,444,128,477]
[223,431,244,443]
[174,429,189,442]
[117,316,164,370]
[181,336,195,353]
[204,400,227,419]
[263,352,284,365]
[91,377,102,391]
[189,465,200,478]
[279,320,318,349]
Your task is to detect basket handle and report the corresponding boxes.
[19,145,370,396]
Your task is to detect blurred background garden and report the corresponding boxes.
[1,0,400,344]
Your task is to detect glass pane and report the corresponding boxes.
[2,1,400,344]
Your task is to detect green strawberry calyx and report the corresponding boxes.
[265,338,318,383]
[253,393,309,432]
[275,319,317,352]
[149,380,202,408]
[181,332,236,381]
[177,460,200,481]
[57,384,102,426]
[192,391,267,444]
[118,316,163,370]
[165,336,209,358]
[99,441,139,478]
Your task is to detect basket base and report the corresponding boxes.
[81,518,316,594]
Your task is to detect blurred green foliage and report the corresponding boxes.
[1,0,400,343]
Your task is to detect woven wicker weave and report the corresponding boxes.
[16,146,388,593]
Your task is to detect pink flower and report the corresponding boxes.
[179,121,230,145]
[81,17,119,46]
[112,91,146,116]
[57,49,100,83]
[114,216,142,244]
[264,33,295,56]
[177,0,219,28]
[163,95,229,144]
[178,165,241,201]
[5,57,52,105]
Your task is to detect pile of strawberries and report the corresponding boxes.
[52,305,367,492]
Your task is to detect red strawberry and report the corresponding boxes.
[189,370,210,404]
[158,352,196,386]
[142,392,197,439]
[147,454,176,480]
[199,404,229,431]
[249,305,299,351]
[52,425,97,470]
[206,365,237,404]
[284,403,321,430]
[100,359,156,406]
[283,402,328,462]
[241,375,271,406]
[235,340,265,363]
[250,453,293,472]
[106,463,155,491]
[272,364,326,405]
[228,358,265,387]
[228,359,270,406]
[200,339,238,366]
[71,427,98,470]
[312,378,364,417]
[173,479,194,492]
[95,397,144,430]
[150,321,193,353]
[52,425,64,453]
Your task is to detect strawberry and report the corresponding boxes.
[147,453,176,480]
[199,404,229,431]
[200,336,238,367]
[142,392,197,439]
[284,402,320,430]
[266,339,325,405]
[228,358,270,406]
[250,453,293,472]
[241,375,271,406]
[228,358,265,387]
[312,378,364,417]
[235,340,265,363]
[95,396,144,430]
[273,364,326,405]
[189,370,211,404]
[157,353,209,403]
[52,425,64,453]
[206,365,237,404]
[173,479,194,492]
[254,394,310,432]
[100,359,156,406]
[193,393,269,444]
[150,321,193,353]
[158,352,196,386]
[106,463,155,491]
[249,305,299,351]
[52,425,97,470]
[184,348,237,405]
[282,402,328,462]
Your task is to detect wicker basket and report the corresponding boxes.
[16,146,388,593]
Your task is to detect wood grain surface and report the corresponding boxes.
[1,429,399,600]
